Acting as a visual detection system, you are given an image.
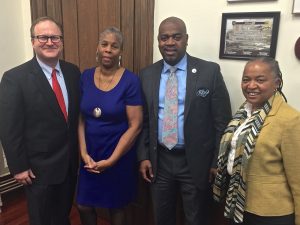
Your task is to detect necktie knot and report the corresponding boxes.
[51,68,58,78]
[169,66,177,75]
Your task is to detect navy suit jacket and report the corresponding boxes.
[0,57,81,185]
[137,54,232,189]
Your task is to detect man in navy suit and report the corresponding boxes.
[0,16,80,225]
[137,17,232,225]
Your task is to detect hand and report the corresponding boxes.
[83,155,100,173]
[139,160,153,183]
[14,169,36,185]
[209,168,218,183]
[94,159,113,173]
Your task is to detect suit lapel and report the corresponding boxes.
[184,56,198,122]
[152,62,163,120]
[31,58,67,122]
[60,61,73,124]
[262,94,283,128]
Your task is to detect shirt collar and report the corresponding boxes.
[244,102,253,117]
[162,54,187,73]
[36,56,62,80]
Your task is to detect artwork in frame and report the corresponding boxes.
[219,12,280,60]
[293,0,300,14]
[228,0,276,2]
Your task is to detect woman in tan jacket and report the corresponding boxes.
[213,57,300,225]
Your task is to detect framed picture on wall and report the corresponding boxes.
[227,0,276,2]
[293,0,300,14]
[219,12,280,60]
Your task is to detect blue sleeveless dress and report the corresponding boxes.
[76,67,142,208]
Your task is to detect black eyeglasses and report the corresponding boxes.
[32,35,63,43]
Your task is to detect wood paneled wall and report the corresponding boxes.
[30,0,154,73]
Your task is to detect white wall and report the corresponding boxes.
[154,0,300,112]
[0,0,32,172]
[0,0,32,79]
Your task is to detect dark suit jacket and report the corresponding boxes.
[0,57,81,185]
[137,54,232,189]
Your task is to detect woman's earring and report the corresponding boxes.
[119,55,122,66]
[96,50,99,62]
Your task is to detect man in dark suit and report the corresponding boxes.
[137,17,232,225]
[0,16,80,225]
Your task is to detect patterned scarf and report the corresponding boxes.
[213,94,276,223]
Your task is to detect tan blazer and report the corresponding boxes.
[245,94,300,225]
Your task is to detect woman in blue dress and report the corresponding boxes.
[76,27,143,225]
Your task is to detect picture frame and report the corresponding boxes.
[227,0,276,2]
[293,0,300,14]
[219,12,280,60]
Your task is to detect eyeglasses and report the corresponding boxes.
[32,35,63,43]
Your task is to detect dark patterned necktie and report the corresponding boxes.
[162,66,178,150]
[52,69,67,121]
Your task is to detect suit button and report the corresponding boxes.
[153,146,157,150]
